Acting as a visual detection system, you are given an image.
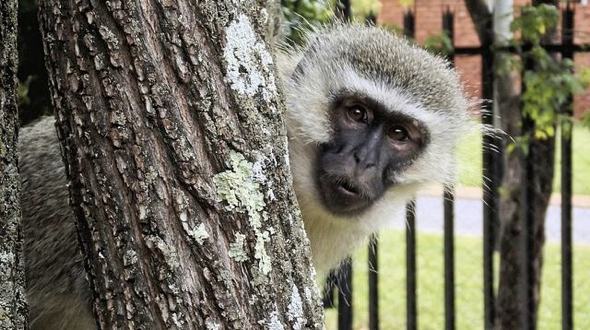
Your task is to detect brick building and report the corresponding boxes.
[379,0,590,118]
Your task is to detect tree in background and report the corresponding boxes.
[466,0,589,328]
[0,0,28,328]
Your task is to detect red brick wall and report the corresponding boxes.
[379,0,590,118]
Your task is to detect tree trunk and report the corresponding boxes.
[38,0,323,328]
[496,1,558,328]
[0,0,28,328]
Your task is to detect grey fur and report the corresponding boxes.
[20,117,94,329]
[21,25,470,329]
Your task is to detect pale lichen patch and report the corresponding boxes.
[205,318,221,330]
[266,309,285,330]
[213,151,273,275]
[145,236,180,270]
[0,251,14,265]
[253,230,271,274]
[187,223,209,244]
[213,152,266,218]
[123,249,138,267]
[228,233,248,262]
[287,284,305,329]
[223,14,277,102]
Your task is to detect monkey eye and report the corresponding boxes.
[388,125,409,142]
[347,106,368,123]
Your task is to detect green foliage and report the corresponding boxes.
[281,0,333,44]
[350,0,381,19]
[281,1,384,44]
[506,4,590,140]
[380,23,404,36]
[17,76,34,108]
[511,4,559,44]
[583,112,590,129]
[399,0,414,8]
[580,69,590,129]
[423,33,453,56]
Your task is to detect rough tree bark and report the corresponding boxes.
[0,0,28,328]
[38,0,323,328]
[465,1,557,328]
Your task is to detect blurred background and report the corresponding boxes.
[17,0,590,329]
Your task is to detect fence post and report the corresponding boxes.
[403,10,418,330]
[405,200,417,330]
[480,12,497,330]
[442,8,456,330]
[363,12,380,330]
[335,0,351,22]
[560,4,574,330]
[368,235,379,330]
[338,259,353,330]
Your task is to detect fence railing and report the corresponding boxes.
[324,3,588,330]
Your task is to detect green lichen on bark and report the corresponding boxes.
[228,233,248,262]
[214,151,273,275]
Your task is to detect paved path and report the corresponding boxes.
[387,193,590,245]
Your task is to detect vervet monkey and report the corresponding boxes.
[21,25,471,329]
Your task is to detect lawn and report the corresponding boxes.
[455,124,590,196]
[324,230,590,329]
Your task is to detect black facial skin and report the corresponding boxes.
[315,94,429,216]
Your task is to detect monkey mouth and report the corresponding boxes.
[317,175,373,215]
[336,180,361,197]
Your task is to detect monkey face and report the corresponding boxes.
[315,94,428,216]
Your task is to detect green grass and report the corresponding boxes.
[325,230,590,329]
[455,125,590,195]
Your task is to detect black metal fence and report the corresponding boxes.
[324,3,588,330]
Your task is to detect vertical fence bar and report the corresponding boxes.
[560,4,574,330]
[442,8,456,330]
[443,187,456,330]
[403,10,417,330]
[334,2,353,329]
[480,14,497,330]
[335,0,351,22]
[521,89,536,330]
[406,201,417,330]
[403,10,415,39]
[368,235,379,330]
[338,258,353,330]
[364,12,379,330]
